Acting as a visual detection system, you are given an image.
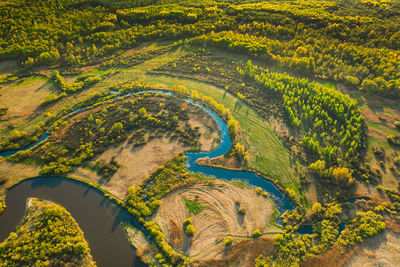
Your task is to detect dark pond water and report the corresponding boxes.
[1,90,295,213]
[297,223,346,236]
[0,177,146,267]
[0,90,297,266]
[297,197,371,234]
[347,196,370,204]
[297,222,346,236]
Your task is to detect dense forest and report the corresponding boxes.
[1,0,400,266]
[1,0,400,97]
[0,198,96,266]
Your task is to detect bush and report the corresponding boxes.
[184,198,207,215]
[186,224,195,235]
[312,202,322,213]
[332,167,353,183]
[223,236,233,246]
[395,121,400,130]
[387,135,400,146]
[252,229,262,238]
[238,207,246,215]
[183,218,192,226]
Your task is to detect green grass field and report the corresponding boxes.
[95,52,304,200]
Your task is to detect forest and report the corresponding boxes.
[0,198,95,266]
[0,0,400,266]
[1,0,400,98]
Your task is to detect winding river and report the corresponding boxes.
[0,90,295,266]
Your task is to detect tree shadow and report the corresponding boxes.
[182,229,193,255]
[235,202,245,226]
[234,100,243,111]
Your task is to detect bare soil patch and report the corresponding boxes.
[0,161,41,195]
[71,99,218,199]
[303,246,356,267]
[196,155,242,170]
[0,78,53,121]
[355,182,388,202]
[153,180,280,256]
[120,42,151,57]
[190,235,276,267]
[80,64,100,73]
[344,230,400,267]
[74,137,187,198]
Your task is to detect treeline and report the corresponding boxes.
[243,61,366,185]
[116,4,201,24]
[2,0,400,98]
[0,0,228,67]
[0,198,96,266]
[126,155,189,265]
[190,29,400,98]
[259,201,386,266]
[49,71,102,94]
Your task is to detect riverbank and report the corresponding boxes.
[0,90,296,267]
[0,177,145,266]
[0,197,97,266]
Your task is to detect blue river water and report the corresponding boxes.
[297,197,371,234]
[0,89,297,264]
[183,98,295,214]
[3,90,378,265]
[0,90,296,214]
[0,133,49,157]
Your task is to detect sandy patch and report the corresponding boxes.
[0,78,53,123]
[124,224,159,265]
[0,161,41,195]
[186,103,219,151]
[74,137,187,198]
[71,97,219,198]
[344,230,400,267]
[153,180,280,256]
[190,235,276,267]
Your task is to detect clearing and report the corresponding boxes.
[96,59,305,200]
[153,179,280,256]
[344,230,400,267]
[71,99,219,198]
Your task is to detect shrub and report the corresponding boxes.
[312,202,322,213]
[387,135,400,146]
[394,156,400,167]
[332,167,353,183]
[184,198,207,215]
[252,229,262,238]
[286,188,296,199]
[186,224,195,235]
[238,207,246,215]
[223,236,233,246]
[395,121,400,130]
[183,218,192,226]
